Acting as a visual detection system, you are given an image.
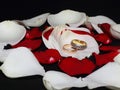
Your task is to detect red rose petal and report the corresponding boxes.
[34,51,52,64]
[98,23,112,38]
[34,49,61,64]
[43,28,53,40]
[25,27,42,39]
[12,39,42,51]
[93,51,119,66]
[100,45,120,52]
[94,33,112,44]
[45,49,62,60]
[71,30,91,36]
[58,57,96,76]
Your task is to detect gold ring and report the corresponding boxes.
[71,39,87,50]
[62,44,77,53]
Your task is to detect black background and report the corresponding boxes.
[0,0,120,90]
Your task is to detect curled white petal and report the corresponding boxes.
[87,15,117,34]
[67,27,91,33]
[42,26,54,48]
[88,15,116,25]
[90,23,104,33]
[0,20,26,45]
[113,53,120,64]
[42,25,99,60]
[43,71,78,90]
[110,24,120,39]
[0,43,7,51]
[47,9,87,27]
[85,62,120,89]
[43,62,120,90]
[0,49,11,62]
[22,13,50,27]
[0,47,45,78]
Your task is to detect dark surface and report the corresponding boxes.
[0,0,120,90]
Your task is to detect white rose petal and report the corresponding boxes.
[47,9,87,27]
[22,13,50,27]
[0,20,26,45]
[0,47,45,78]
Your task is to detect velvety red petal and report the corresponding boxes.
[33,49,61,64]
[98,23,112,38]
[12,39,42,51]
[71,30,91,36]
[43,28,53,40]
[25,27,42,39]
[45,49,62,60]
[100,45,120,52]
[34,51,52,64]
[94,33,112,44]
[58,57,96,76]
[93,51,119,66]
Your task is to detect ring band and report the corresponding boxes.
[71,39,87,50]
[62,44,77,53]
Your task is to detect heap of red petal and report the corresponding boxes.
[10,22,120,76]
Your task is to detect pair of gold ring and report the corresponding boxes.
[63,39,87,53]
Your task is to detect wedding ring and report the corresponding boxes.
[71,39,87,50]
[63,44,77,53]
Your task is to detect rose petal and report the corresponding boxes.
[42,25,100,60]
[43,27,53,40]
[94,33,112,44]
[25,27,42,39]
[68,27,91,33]
[93,51,119,66]
[43,71,78,90]
[47,9,87,27]
[88,15,116,34]
[71,30,91,36]
[86,62,120,89]
[88,15,116,25]
[90,23,104,34]
[22,13,50,27]
[34,51,51,64]
[100,45,120,52]
[0,20,26,45]
[110,24,120,39]
[58,57,96,76]
[34,49,61,64]
[45,49,62,60]
[0,47,45,78]
[0,49,11,62]
[12,39,41,51]
[98,23,113,38]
